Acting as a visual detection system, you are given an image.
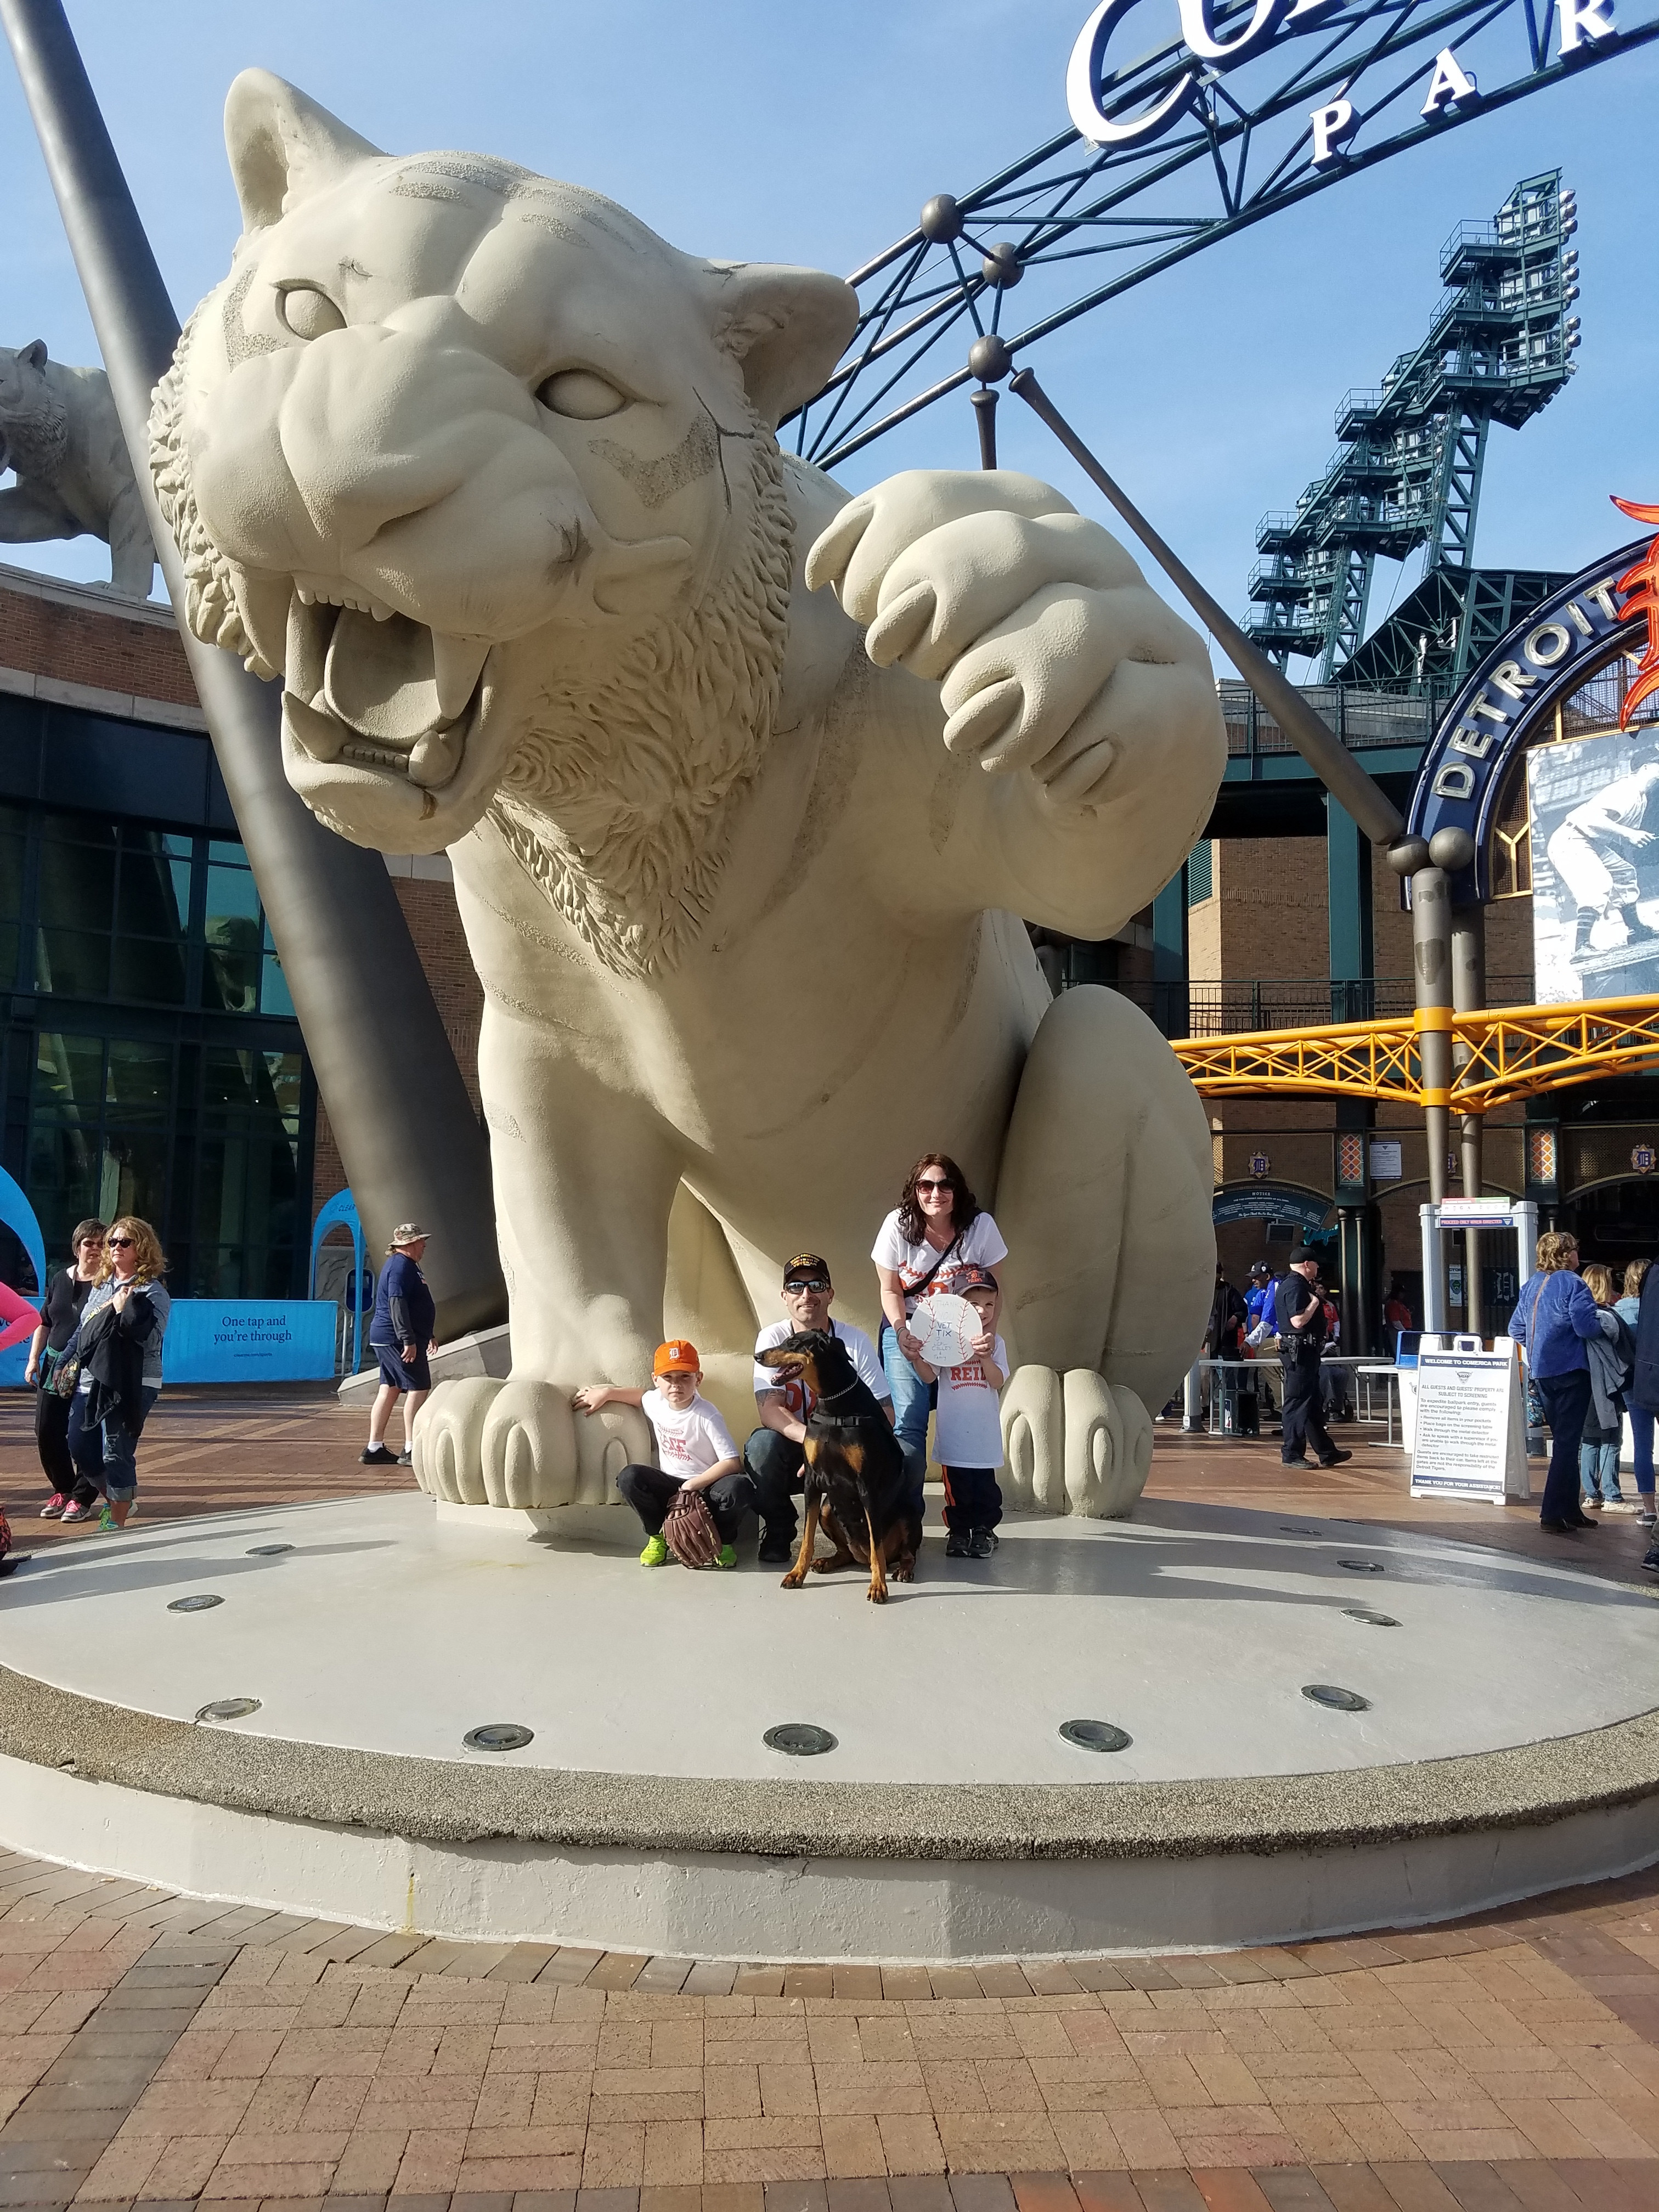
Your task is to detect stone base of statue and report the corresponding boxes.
[2,1492,1656,1961]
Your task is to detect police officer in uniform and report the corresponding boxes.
[1276,1246,1352,1471]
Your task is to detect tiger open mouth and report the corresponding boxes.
[280,584,493,792]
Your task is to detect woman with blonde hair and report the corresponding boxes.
[1508,1228,1602,1534]
[60,1216,171,1531]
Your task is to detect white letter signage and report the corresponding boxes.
[1420,47,1479,113]
[1559,0,1616,49]
[1175,0,1289,61]
[1067,0,1198,144]
[1310,97,1356,165]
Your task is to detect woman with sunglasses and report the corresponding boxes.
[26,1218,106,1517]
[872,1154,1007,1521]
[60,1216,171,1531]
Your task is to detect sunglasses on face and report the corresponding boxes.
[786,1279,830,1295]
[915,1178,952,1194]
[108,1236,136,1250]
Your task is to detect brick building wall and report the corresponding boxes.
[0,568,198,708]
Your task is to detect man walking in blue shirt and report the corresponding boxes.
[362,1223,438,1468]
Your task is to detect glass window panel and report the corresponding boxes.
[116,833,193,937]
[161,833,194,860]
[201,924,261,1013]
[35,929,111,1000]
[260,953,294,1018]
[105,1039,174,1120]
[208,840,249,864]
[110,934,188,1007]
[42,813,116,850]
[0,834,25,923]
[205,864,259,922]
[98,1131,169,1230]
[34,1032,104,1120]
[27,1122,101,1254]
[36,833,114,933]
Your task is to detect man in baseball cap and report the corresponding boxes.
[362,1226,436,1466]
[747,1252,893,1564]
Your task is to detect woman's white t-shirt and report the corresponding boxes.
[870,1209,1008,1313]
[933,1335,1008,1469]
[640,1389,738,1479]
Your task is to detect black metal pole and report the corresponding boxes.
[2,0,504,1340]
[1009,368,1406,849]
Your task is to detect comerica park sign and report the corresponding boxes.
[1066,0,1618,162]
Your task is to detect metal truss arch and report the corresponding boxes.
[786,0,1657,472]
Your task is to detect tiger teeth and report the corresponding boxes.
[292,575,397,618]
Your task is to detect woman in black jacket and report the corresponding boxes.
[24,1218,106,1517]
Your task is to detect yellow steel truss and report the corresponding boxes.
[1174,994,1659,1112]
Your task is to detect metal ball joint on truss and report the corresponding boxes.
[915,192,1026,467]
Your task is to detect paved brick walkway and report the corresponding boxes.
[7,1388,1659,2205]
[4,1849,1659,2204]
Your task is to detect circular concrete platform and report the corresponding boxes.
[2,1493,1658,1959]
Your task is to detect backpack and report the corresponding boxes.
[663,1485,724,1568]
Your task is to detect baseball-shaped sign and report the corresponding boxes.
[909,1292,982,1369]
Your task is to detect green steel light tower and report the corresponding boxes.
[1245,172,1580,689]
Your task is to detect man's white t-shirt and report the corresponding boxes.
[641,1388,738,1479]
[933,1335,1008,1469]
[870,1210,1008,1313]
[753,1317,889,1423]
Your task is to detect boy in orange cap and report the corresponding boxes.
[574,1340,752,1567]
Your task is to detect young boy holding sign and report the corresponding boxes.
[909,1268,1007,1559]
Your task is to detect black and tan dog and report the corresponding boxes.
[757,1329,919,1602]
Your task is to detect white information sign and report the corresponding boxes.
[1437,1196,1515,1228]
[1410,1340,1530,1503]
[1368,1139,1403,1181]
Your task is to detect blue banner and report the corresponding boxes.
[161,1301,337,1384]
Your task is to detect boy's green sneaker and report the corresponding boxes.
[639,1533,669,1567]
[717,1543,737,1569]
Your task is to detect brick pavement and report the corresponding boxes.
[4,1849,1659,2205]
[7,1389,1659,2205]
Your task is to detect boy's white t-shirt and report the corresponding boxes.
[870,1210,1008,1313]
[933,1334,1008,1469]
[640,1387,738,1479]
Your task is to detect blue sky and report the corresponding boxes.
[2,0,1654,675]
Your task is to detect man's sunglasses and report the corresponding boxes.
[785,1278,831,1294]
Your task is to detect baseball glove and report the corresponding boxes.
[663,1485,724,1568]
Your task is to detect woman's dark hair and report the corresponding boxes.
[896,1154,980,1246]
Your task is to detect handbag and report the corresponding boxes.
[663,1485,724,1569]
[48,1351,81,1398]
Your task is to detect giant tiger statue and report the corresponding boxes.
[150,72,1227,1520]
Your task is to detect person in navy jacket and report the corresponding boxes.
[1509,1229,1604,1534]
[362,1223,438,1468]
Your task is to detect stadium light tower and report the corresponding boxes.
[1245,172,1580,688]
